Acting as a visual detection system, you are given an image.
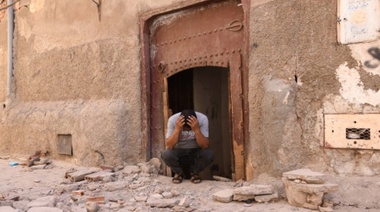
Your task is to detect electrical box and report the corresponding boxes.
[324,114,380,149]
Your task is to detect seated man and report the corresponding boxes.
[161,109,214,184]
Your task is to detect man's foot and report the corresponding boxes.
[190,174,202,184]
[172,173,183,184]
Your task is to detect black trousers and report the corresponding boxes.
[161,148,214,175]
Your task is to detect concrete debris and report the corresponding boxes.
[282,169,338,210]
[283,169,326,184]
[212,189,234,203]
[0,158,349,212]
[213,175,232,182]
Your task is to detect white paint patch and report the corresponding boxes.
[349,40,380,76]
[336,62,380,106]
[29,0,45,13]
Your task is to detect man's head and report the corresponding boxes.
[180,109,197,127]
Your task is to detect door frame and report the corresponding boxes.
[139,0,250,180]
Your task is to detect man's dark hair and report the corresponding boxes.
[180,109,197,127]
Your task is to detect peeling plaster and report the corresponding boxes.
[349,40,380,76]
[29,0,45,13]
[336,62,380,106]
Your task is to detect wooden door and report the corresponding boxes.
[150,0,245,180]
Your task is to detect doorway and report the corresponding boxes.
[168,67,232,179]
[141,0,247,180]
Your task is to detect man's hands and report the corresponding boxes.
[166,114,209,149]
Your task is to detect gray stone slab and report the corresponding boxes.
[0,206,19,212]
[27,207,63,212]
[212,189,234,203]
[146,198,179,208]
[27,196,57,208]
[234,184,274,196]
[283,169,326,184]
[254,192,279,203]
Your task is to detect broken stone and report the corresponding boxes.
[233,194,255,202]
[254,192,279,203]
[55,184,79,194]
[282,178,338,210]
[27,196,57,208]
[146,197,179,208]
[123,165,140,175]
[86,196,105,204]
[178,197,190,207]
[66,169,98,182]
[129,183,144,189]
[99,165,114,172]
[104,181,129,191]
[85,201,98,212]
[150,194,163,199]
[27,207,63,212]
[85,171,115,182]
[234,184,274,196]
[283,169,326,184]
[134,196,148,202]
[212,189,234,203]
[0,206,18,212]
[319,206,334,212]
[162,191,173,198]
[213,175,232,182]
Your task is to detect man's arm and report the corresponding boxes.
[187,116,209,149]
[165,116,185,149]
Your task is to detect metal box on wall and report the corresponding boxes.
[324,114,380,149]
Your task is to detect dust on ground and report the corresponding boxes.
[0,157,379,212]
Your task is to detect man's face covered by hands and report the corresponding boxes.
[180,109,197,128]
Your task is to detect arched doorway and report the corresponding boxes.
[141,0,247,180]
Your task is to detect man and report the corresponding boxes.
[161,109,214,184]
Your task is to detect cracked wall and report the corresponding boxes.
[246,0,380,178]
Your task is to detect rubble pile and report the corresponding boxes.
[282,169,338,211]
[0,156,346,212]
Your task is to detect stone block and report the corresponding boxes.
[234,184,274,196]
[145,198,179,208]
[27,207,63,212]
[84,171,115,182]
[212,189,234,203]
[282,178,338,210]
[27,196,57,208]
[283,169,326,184]
[254,192,279,203]
[233,194,255,202]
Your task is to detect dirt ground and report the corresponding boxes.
[0,157,379,212]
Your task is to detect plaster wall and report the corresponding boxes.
[1,0,380,178]
[247,0,380,178]
[0,0,177,166]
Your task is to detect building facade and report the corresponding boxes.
[0,0,379,180]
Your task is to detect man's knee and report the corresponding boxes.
[161,149,177,161]
[198,148,214,162]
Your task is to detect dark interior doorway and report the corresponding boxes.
[167,67,232,180]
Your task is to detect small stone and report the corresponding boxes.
[213,175,232,182]
[162,191,173,198]
[85,201,98,212]
[134,196,148,202]
[145,198,179,208]
[150,194,163,199]
[212,189,234,203]
[319,206,333,212]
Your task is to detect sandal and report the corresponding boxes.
[172,173,183,184]
[190,174,202,184]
